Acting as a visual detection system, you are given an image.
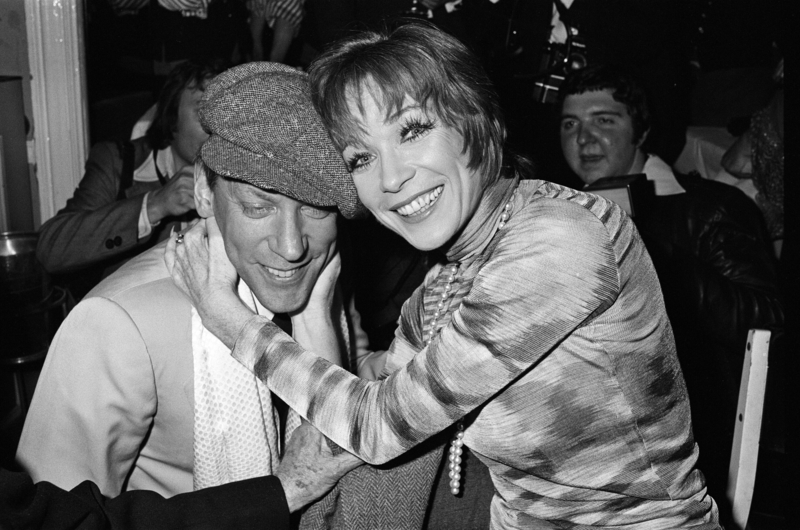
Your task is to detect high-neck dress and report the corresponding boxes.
[233,178,721,529]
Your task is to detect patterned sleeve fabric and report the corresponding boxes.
[233,180,719,528]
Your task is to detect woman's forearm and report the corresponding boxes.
[291,309,343,367]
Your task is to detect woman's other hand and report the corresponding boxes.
[165,217,254,348]
[299,251,341,321]
[291,252,345,366]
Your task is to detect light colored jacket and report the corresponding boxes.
[18,242,196,497]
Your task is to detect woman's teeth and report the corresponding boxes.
[267,267,299,278]
[397,186,443,217]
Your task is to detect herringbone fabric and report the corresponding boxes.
[299,440,440,530]
[199,62,366,219]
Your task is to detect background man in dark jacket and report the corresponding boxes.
[559,64,784,523]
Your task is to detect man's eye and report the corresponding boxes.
[561,120,575,131]
[598,117,615,125]
[302,205,333,219]
[400,118,435,142]
[242,205,273,218]
[347,152,373,173]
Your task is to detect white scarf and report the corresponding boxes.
[192,280,354,489]
[192,280,299,489]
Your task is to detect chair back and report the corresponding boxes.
[727,329,771,529]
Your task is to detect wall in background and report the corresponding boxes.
[0,0,35,232]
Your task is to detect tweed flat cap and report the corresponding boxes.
[199,62,365,219]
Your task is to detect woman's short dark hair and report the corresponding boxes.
[559,64,651,145]
[146,59,228,150]
[308,21,507,186]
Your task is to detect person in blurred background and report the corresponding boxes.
[247,0,306,64]
[36,59,226,301]
[559,65,784,522]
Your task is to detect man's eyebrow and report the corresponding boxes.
[560,109,624,120]
[235,184,278,201]
[590,109,624,117]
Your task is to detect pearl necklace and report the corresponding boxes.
[426,184,518,496]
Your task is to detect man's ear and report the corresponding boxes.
[194,163,215,218]
[636,127,650,149]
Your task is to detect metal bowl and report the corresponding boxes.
[0,231,51,308]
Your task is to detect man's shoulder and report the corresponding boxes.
[86,241,180,304]
[675,173,765,226]
[79,241,193,360]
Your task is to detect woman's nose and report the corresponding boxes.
[379,150,415,193]
[271,212,307,262]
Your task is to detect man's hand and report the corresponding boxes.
[147,167,196,224]
[276,421,363,513]
[721,130,753,179]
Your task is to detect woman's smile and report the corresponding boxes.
[393,185,443,217]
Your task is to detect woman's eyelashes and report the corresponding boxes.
[346,117,436,173]
[400,117,435,142]
[347,152,373,173]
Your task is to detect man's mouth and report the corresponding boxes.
[395,186,443,217]
[265,265,303,279]
[580,154,604,164]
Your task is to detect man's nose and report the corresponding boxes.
[271,212,307,262]
[576,124,595,146]
[379,150,415,193]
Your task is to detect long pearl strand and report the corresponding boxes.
[427,184,518,496]
[424,263,461,495]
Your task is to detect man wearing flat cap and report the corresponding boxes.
[17,62,365,526]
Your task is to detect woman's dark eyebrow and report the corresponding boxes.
[387,103,424,122]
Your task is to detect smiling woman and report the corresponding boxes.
[342,94,483,251]
[169,22,724,529]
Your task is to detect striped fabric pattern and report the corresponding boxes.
[235,180,721,529]
[108,0,149,16]
[109,0,207,16]
[248,0,305,29]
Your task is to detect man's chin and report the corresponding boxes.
[246,281,310,315]
[579,167,613,185]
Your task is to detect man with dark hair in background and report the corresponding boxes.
[559,64,784,524]
[36,60,227,300]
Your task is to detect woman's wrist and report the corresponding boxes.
[202,297,255,349]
